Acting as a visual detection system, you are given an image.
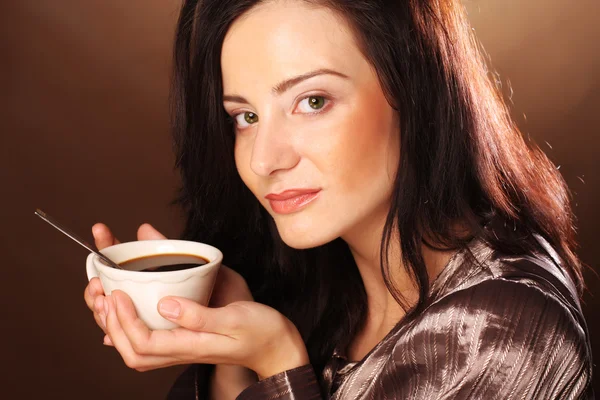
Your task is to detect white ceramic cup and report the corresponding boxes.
[86,240,222,330]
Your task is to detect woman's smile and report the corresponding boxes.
[265,189,322,215]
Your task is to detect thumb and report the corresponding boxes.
[137,223,167,241]
[158,297,243,334]
[92,223,120,250]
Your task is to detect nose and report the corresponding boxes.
[250,115,300,177]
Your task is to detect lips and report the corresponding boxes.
[265,189,321,214]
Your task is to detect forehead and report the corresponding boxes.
[220,1,367,93]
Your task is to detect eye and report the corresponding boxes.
[234,112,259,128]
[296,96,328,113]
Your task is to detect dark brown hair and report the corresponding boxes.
[171,0,583,375]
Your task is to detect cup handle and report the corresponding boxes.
[86,253,99,281]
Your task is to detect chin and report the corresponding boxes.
[280,236,327,250]
[274,219,338,250]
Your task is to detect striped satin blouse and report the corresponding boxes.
[168,233,594,399]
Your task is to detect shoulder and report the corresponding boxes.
[389,264,594,398]
[431,232,586,333]
[431,239,593,381]
[429,277,587,349]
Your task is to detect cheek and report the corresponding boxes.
[234,138,256,192]
[320,95,399,194]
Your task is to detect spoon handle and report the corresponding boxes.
[34,209,123,269]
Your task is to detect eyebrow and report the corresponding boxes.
[222,68,349,104]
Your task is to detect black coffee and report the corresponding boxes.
[120,253,209,272]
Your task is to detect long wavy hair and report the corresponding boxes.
[170,0,583,375]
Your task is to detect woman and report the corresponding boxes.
[84,0,594,398]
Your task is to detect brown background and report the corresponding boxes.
[0,0,598,398]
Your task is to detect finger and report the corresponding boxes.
[158,297,245,335]
[95,295,108,328]
[111,290,155,350]
[136,223,167,241]
[84,279,107,333]
[209,266,253,307]
[84,278,104,311]
[114,291,233,362]
[104,295,177,371]
[92,223,120,250]
[94,312,107,333]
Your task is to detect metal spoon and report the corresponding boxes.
[34,209,124,269]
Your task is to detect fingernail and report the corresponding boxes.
[103,335,113,346]
[159,299,181,319]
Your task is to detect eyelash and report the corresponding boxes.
[230,94,333,130]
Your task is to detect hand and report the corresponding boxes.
[83,223,255,339]
[84,224,308,382]
[102,290,309,379]
[83,223,165,341]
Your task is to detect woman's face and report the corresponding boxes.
[221,1,400,249]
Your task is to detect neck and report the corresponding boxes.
[341,211,456,360]
[342,212,415,334]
